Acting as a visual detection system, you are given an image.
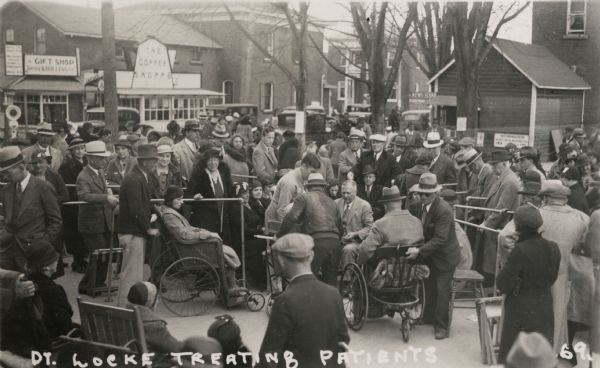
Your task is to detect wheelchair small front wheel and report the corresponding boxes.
[246,292,266,312]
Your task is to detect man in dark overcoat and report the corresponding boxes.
[258,234,349,368]
[353,134,397,187]
[406,173,461,340]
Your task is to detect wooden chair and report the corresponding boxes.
[76,297,148,354]
[86,248,124,297]
[475,297,504,365]
[448,268,485,332]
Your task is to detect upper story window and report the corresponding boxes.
[265,32,275,56]
[261,82,273,112]
[34,28,46,54]
[191,47,203,63]
[5,29,14,43]
[386,52,393,68]
[337,81,345,100]
[115,45,125,58]
[566,0,587,35]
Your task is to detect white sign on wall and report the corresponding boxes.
[493,133,529,148]
[456,117,467,132]
[476,132,485,147]
[5,45,23,76]
[132,38,174,89]
[24,55,78,76]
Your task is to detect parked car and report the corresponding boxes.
[205,103,258,122]
[70,107,141,132]
[400,109,429,130]
[276,105,328,145]
[346,103,371,121]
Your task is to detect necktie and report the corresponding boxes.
[342,203,351,235]
[421,205,428,223]
[13,182,23,219]
[366,186,371,198]
[355,151,359,160]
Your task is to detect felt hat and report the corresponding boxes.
[519,146,539,160]
[156,144,173,155]
[453,150,468,169]
[212,123,230,138]
[348,128,365,140]
[156,136,174,148]
[305,172,327,187]
[410,172,442,193]
[415,151,434,166]
[370,134,386,143]
[67,138,85,150]
[114,139,132,150]
[572,128,586,138]
[518,181,542,196]
[361,165,377,176]
[127,281,158,308]
[183,120,201,131]
[506,332,557,368]
[25,238,59,269]
[522,170,542,184]
[458,137,476,147]
[392,134,408,146]
[225,115,233,122]
[423,131,443,148]
[250,178,263,189]
[272,233,314,259]
[513,205,543,229]
[137,144,159,160]
[464,150,482,166]
[378,186,403,203]
[539,180,571,198]
[207,314,242,353]
[440,188,457,203]
[487,149,513,164]
[37,123,55,136]
[164,185,184,205]
[84,141,111,157]
[233,112,240,118]
[0,146,24,172]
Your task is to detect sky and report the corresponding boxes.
[2,0,533,44]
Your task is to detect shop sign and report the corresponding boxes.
[493,133,529,148]
[132,38,174,89]
[5,45,23,76]
[24,55,78,76]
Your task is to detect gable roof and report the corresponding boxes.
[428,38,590,90]
[17,1,221,49]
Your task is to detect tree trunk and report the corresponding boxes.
[101,0,119,140]
[371,98,386,134]
[455,60,479,130]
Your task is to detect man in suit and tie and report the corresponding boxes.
[76,141,119,295]
[252,127,278,186]
[337,128,365,181]
[423,131,457,185]
[336,180,373,270]
[0,146,62,272]
[21,123,63,172]
[258,233,349,368]
[174,120,202,182]
[353,134,397,187]
[406,173,461,340]
[391,134,417,177]
[357,165,384,220]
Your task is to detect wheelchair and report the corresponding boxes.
[150,209,265,316]
[340,244,427,342]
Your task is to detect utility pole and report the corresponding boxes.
[101,0,118,139]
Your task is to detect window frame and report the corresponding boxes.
[261,82,274,112]
[337,81,345,100]
[265,32,275,56]
[386,52,393,68]
[34,28,46,54]
[566,0,587,35]
[222,80,234,104]
[5,29,14,43]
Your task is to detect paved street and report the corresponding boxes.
[57,257,587,368]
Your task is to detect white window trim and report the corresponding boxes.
[5,29,14,43]
[566,0,587,35]
[222,80,233,104]
[386,52,393,68]
[262,82,274,112]
[337,81,345,100]
[34,28,46,54]
[266,32,275,56]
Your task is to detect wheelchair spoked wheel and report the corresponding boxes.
[160,257,220,317]
[339,263,368,331]
[246,292,266,312]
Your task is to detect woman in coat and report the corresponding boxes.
[248,179,270,224]
[188,146,235,246]
[497,205,560,363]
[222,134,251,183]
[230,184,267,290]
[153,144,182,198]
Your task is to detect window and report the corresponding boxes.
[566,0,587,34]
[386,52,393,68]
[261,82,273,112]
[15,93,69,124]
[222,81,234,104]
[388,82,398,102]
[340,54,347,67]
[118,97,140,111]
[191,48,203,63]
[144,97,170,121]
[189,97,204,119]
[115,45,125,58]
[34,28,46,54]
[265,32,275,56]
[337,81,345,100]
[5,29,14,43]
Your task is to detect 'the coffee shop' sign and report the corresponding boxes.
[132,38,174,89]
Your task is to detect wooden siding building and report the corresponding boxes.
[428,38,590,160]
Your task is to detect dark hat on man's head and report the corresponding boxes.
[522,170,542,184]
[440,188,457,203]
[183,120,201,132]
[272,233,314,259]
[26,238,59,269]
[207,315,242,353]
[283,130,296,139]
[392,134,408,146]
[487,149,513,164]
[305,173,328,187]
[513,205,543,230]
[378,186,404,203]
[136,144,158,160]
[0,146,24,172]
[67,138,85,150]
[36,123,55,136]
[250,178,263,189]
[415,151,434,166]
[361,165,377,176]
[558,143,577,158]
[519,146,539,160]
[114,139,132,150]
[211,123,230,139]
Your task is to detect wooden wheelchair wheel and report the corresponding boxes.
[339,263,368,331]
[159,257,220,317]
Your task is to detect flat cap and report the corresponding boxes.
[539,179,571,198]
[272,233,314,259]
[513,205,543,229]
[348,128,365,139]
[458,137,476,147]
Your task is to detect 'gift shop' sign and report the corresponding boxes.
[25,55,78,76]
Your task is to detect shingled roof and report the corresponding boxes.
[18,1,222,49]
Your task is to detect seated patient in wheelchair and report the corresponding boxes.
[158,186,241,289]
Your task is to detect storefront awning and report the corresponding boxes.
[430,95,457,106]
[118,88,224,96]
[9,77,84,93]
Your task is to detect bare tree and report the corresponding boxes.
[310,2,416,133]
[224,2,309,112]
[448,1,529,128]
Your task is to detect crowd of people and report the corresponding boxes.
[0,112,597,367]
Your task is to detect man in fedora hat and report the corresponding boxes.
[174,120,202,181]
[357,165,384,220]
[423,131,456,185]
[76,141,119,295]
[357,186,423,265]
[390,134,417,176]
[0,146,62,272]
[106,138,137,188]
[117,144,160,306]
[21,123,63,172]
[278,173,342,286]
[479,149,520,284]
[406,173,460,340]
[353,133,397,188]
[253,127,278,186]
[338,128,365,182]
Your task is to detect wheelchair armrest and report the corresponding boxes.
[373,243,422,259]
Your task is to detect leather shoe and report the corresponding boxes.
[434,329,449,340]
